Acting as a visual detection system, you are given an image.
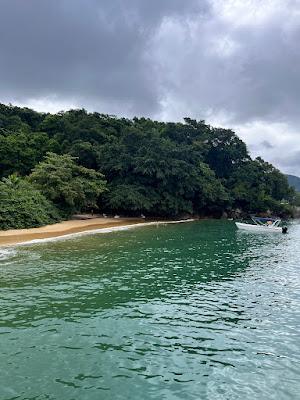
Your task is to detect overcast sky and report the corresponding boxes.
[1,0,300,175]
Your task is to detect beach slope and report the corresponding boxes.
[0,217,143,247]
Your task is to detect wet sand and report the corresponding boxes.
[0,218,143,247]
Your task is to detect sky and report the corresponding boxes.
[0,0,300,175]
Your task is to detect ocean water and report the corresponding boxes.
[0,220,299,400]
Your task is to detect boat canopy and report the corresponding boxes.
[251,216,281,226]
[251,216,278,223]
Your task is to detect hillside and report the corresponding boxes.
[286,174,300,192]
[0,103,295,229]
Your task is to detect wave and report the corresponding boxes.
[0,247,18,261]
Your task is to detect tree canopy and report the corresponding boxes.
[0,175,60,229]
[29,153,106,214]
[0,102,295,229]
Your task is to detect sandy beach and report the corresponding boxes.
[0,217,144,247]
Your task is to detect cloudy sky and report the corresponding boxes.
[1,0,300,175]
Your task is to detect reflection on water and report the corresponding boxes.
[0,220,300,399]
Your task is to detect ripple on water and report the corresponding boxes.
[0,220,300,400]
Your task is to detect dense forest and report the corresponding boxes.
[0,103,296,230]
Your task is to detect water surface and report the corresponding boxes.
[0,220,299,399]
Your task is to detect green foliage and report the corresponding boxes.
[295,193,300,206]
[0,175,61,230]
[0,103,294,226]
[205,128,249,179]
[227,157,294,214]
[0,130,59,177]
[104,183,158,213]
[96,118,230,216]
[29,153,106,214]
[290,192,300,207]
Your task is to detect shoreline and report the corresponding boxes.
[0,218,195,248]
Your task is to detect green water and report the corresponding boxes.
[0,220,300,400]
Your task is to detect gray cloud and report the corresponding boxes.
[260,141,274,149]
[0,0,206,115]
[275,149,300,173]
[0,0,300,174]
[151,1,300,126]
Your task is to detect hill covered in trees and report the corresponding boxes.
[0,103,295,229]
[286,174,300,192]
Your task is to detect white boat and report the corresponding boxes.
[235,217,287,233]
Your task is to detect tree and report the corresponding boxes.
[227,157,293,215]
[205,128,250,179]
[0,103,294,220]
[292,192,300,207]
[0,175,60,230]
[29,153,106,214]
[0,130,58,177]
[103,183,158,214]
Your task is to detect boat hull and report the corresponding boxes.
[235,222,282,233]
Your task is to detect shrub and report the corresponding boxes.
[0,175,61,230]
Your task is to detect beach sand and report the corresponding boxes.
[0,217,143,247]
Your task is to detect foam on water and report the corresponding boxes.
[0,248,17,261]
[4,219,195,248]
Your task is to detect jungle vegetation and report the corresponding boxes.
[0,103,296,229]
